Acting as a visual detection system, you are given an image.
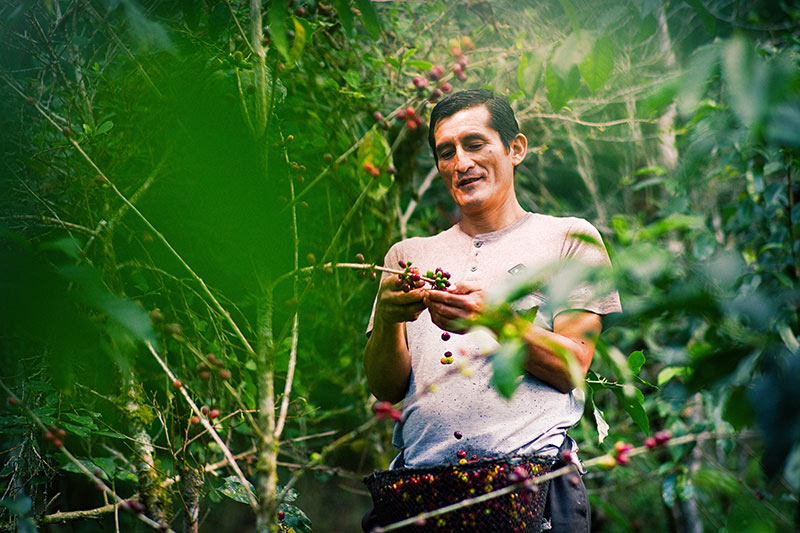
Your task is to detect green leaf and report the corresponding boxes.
[288,17,308,65]
[278,502,312,533]
[62,422,91,438]
[353,0,381,38]
[517,51,545,97]
[657,366,687,386]
[402,47,417,61]
[683,0,715,35]
[490,340,527,399]
[723,386,753,430]
[95,121,114,135]
[330,0,353,34]
[545,63,580,111]
[269,0,290,61]
[613,386,649,434]
[92,429,127,439]
[579,34,614,93]
[678,43,718,117]
[64,413,97,428]
[220,476,257,505]
[407,59,433,71]
[627,350,645,374]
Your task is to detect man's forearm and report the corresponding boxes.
[363,319,412,403]
[520,312,601,394]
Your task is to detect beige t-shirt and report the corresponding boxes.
[367,212,622,467]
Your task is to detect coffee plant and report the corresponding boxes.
[1,0,798,531]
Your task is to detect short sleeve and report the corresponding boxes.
[556,219,622,317]
[366,242,403,336]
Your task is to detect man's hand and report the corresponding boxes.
[374,275,427,327]
[423,282,485,333]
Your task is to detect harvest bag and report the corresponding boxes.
[363,453,554,532]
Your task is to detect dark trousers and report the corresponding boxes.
[362,442,591,531]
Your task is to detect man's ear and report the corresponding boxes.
[510,133,527,166]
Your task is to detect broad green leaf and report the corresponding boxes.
[353,0,381,38]
[330,0,353,34]
[402,48,417,61]
[627,350,645,374]
[545,63,580,111]
[490,339,526,399]
[269,0,290,61]
[613,386,649,434]
[723,386,753,430]
[517,51,544,97]
[357,125,394,200]
[657,366,686,386]
[220,475,257,504]
[64,413,97,428]
[63,422,91,438]
[278,502,312,533]
[288,17,308,65]
[407,59,433,71]
[61,458,96,475]
[579,34,614,93]
[678,43,718,116]
[95,120,114,135]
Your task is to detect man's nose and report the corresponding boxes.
[454,146,474,173]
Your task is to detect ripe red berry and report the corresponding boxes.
[56,428,66,439]
[616,452,630,466]
[173,378,182,389]
[7,396,18,406]
[397,108,407,120]
[295,6,307,17]
[207,353,218,366]
[201,405,209,415]
[440,82,453,93]
[219,369,231,380]
[614,441,633,455]
[428,88,442,102]
[44,431,54,441]
[457,449,467,459]
[277,510,285,521]
[406,119,418,130]
[405,106,415,118]
[412,76,428,90]
[428,65,444,80]
[654,430,672,445]
[209,409,220,419]
[389,408,402,421]
[441,332,451,341]
[644,436,657,449]
[191,415,200,425]
[458,71,467,82]
[373,111,384,122]
[53,438,63,448]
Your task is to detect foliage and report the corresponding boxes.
[1,0,799,531]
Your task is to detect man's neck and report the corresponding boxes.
[458,201,527,236]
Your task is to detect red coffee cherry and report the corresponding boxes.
[172,379,182,389]
[209,409,220,420]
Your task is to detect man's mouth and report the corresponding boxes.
[457,176,483,188]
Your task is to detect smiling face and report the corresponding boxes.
[433,105,527,218]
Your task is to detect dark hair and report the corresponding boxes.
[427,89,520,163]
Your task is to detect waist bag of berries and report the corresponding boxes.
[363,454,554,532]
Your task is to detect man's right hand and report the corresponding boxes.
[374,275,427,326]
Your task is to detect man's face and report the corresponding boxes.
[433,105,525,216]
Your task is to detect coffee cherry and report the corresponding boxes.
[428,88,442,102]
[172,379,182,389]
[44,431,54,441]
[277,510,285,521]
[440,356,453,365]
[56,428,66,439]
[149,309,164,323]
[191,415,200,425]
[654,430,672,445]
[441,332,450,341]
[164,323,182,336]
[387,166,396,175]
[616,452,630,466]
[644,436,657,449]
[323,153,334,163]
[373,111,384,122]
[295,6,307,16]
[428,65,444,80]
[461,36,475,51]
[25,96,35,105]
[457,449,467,459]
[614,441,633,455]
[61,126,72,138]
[454,431,462,439]
[355,253,366,263]
[201,405,209,415]
[599,454,616,469]
[450,45,462,57]
[7,396,18,407]
[209,408,220,419]
[405,106,416,118]
[207,353,218,366]
[199,370,211,381]
[52,438,63,448]
[363,161,380,177]
[458,55,468,68]
[125,499,146,514]
[440,82,453,93]
[219,369,231,380]
[406,119,418,130]
[412,76,428,90]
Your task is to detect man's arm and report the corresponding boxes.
[425,285,602,393]
[363,276,426,403]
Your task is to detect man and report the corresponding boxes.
[363,89,621,531]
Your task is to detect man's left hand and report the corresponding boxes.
[423,282,484,333]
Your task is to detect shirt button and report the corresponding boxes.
[470,266,477,272]
[474,241,483,248]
